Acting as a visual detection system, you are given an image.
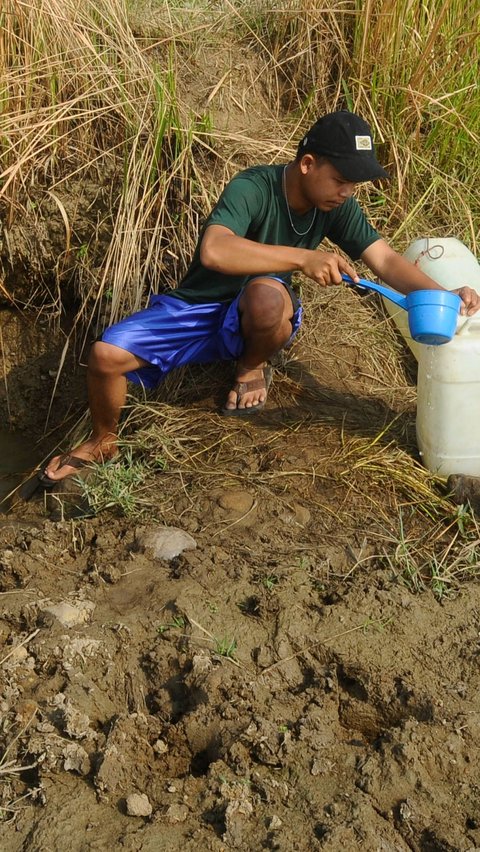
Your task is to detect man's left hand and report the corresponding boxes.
[453,286,480,316]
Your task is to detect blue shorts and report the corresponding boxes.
[101,278,302,388]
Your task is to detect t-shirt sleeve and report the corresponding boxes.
[325,198,381,260]
[205,173,267,237]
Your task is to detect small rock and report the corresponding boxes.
[153,739,168,755]
[135,526,197,561]
[100,564,121,584]
[447,474,480,513]
[311,758,334,776]
[217,490,254,513]
[399,800,413,822]
[187,653,213,684]
[166,803,188,824]
[63,743,91,775]
[4,645,29,666]
[279,502,311,527]
[268,815,282,830]
[126,792,152,817]
[62,637,102,666]
[223,793,253,847]
[42,600,95,628]
[255,646,274,668]
[36,721,55,734]
[59,701,92,740]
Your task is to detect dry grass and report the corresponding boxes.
[112,283,447,522]
[2,0,478,326]
[58,272,479,598]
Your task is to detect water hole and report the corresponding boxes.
[0,427,40,509]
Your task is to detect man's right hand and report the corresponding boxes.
[301,250,359,286]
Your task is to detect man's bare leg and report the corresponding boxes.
[224,279,294,411]
[43,342,148,481]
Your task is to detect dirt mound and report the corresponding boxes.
[2,492,480,851]
[3,284,480,850]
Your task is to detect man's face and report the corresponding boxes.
[300,156,358,211]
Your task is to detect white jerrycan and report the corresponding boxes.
[382,237,480,476]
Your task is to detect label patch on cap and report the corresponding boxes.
[355,135,372,151]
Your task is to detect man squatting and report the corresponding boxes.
[40,111,480,485]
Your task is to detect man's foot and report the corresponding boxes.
[221,365,273,417]
[41,437,117,483]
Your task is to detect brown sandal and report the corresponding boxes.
[221,366,273,417]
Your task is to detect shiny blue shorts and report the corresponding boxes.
[101,278,302,388]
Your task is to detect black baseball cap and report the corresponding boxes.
[298,110,389,182]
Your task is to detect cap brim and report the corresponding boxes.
[332,155,389,182]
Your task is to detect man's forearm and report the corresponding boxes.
[383,253,444,294]
[199,224,359,286]
[362,240,444,294]
[200,226,309,276]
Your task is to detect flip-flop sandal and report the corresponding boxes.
[18,453,90,501]
[221,366,273,418]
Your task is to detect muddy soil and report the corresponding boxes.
[1,312,480,852]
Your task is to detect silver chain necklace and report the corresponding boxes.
[282,165,317,236]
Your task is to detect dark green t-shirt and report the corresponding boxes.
[172,164,380,303]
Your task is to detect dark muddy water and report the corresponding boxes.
[0,427,40,508]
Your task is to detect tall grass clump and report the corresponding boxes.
[348,0,480,244]
[0,0,214,323]
[225,0,351,115]
[2,0,478,323]
[235,0,479,245]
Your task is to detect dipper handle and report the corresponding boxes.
[342,274,407,309]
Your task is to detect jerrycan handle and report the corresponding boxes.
[342,274,407,310]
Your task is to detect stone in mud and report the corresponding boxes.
[126,792,153,817]
[223,786,254,848]
[61,636,102,666]
[279,501,311,527]
[153,738,168,755]
[3,644,29,667]
[254,645,274,668]
[165,803,189,824]
[217,490,255,513]
[447,474,480,514]
[135,526,197,561]
[96,743,126,794]
[63,742,90,775]
[58,700,92,740]
[42,599,95,628]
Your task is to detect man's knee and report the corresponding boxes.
[241,279,291,328]
[88,340,133,376]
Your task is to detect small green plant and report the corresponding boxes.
[260,573,279,591]
[213,636,237,659]
[430,560,449,600]
[361,616,393,634]
[455,503,475,535]
[157,614,186,634]
[382,505,480,599]
[76,446,165,517]
[385,511,425,593]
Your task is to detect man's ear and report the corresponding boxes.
[299,153,317,175]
